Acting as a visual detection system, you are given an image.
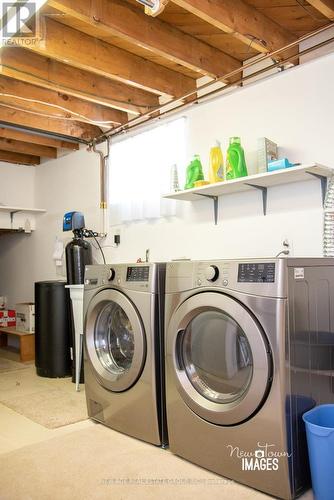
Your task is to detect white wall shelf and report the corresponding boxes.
[163,163,333,224]
[0,206,46,233]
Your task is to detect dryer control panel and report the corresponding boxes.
[238,262,275,283]
[165,259,287,298]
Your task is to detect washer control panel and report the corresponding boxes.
[84,263,163,292]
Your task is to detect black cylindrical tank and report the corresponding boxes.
[35,281,72,378]
[65,237,92,284]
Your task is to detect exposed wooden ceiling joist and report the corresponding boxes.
[0,149,40,166]
[0,75,128,126]
[27,17,196,97]
[0,127,79,150]
[0,137,57,158]
[0,105,100,141]
[171,0,296,54]
[47,0,241,80]
[307,0,334,20]
[0,48,159,116]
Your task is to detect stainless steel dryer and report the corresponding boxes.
[83,263,167,446]
[165,258,334,499]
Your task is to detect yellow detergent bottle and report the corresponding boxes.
[209,140,224,183]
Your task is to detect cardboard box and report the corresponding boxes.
[15,303,35,333]
[0,309,16,327]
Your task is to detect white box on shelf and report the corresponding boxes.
[15,302,35,333]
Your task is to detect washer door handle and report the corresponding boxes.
[175,329,185,371]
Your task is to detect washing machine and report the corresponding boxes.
[83,263,167,446]
[165,258,334,499]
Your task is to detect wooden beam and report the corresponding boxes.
[0,149,40,165]
[27,17,196,97]
[172,0,296,54]
[0,137,57,158]
[0,127,79,150]
[0,74,128,126]
[47,0,241,80]
[0,105,100,141]
[0,48,159,115]
[307,0,334,20]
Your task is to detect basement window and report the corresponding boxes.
[109,117,186,223]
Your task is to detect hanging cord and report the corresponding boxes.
[83,229,106,264]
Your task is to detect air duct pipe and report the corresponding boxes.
[324,175,334,257]
[91,138,110,238]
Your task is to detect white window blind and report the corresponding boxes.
[109,118,186,223]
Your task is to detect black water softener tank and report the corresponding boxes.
[65,237,92,285]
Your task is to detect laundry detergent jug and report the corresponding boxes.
[209,141,224,183]
[184,154,204,189]
[226,137,248,180]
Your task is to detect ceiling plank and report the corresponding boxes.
[307,0,334,20]
[0,74,128,126]
[0,127,78,150]
[0,105,100,141]
[172,0,296,54]
[0,137,57,158]
[0,149,40,166]
[0,48,160,115]
[27,17,196,97]
[47,0,241,80]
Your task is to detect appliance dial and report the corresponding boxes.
[108,268,116,281]
[205,265,219,282]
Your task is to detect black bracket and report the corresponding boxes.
[306,172,328,206]
[194,194,219,225]
[244,184,268,215]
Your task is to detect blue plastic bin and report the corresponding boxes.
[303,405,334,500]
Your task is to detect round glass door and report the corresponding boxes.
[85,289,146,392]
[95,302,135,375]
[168,292,271,425]
[181,311,253,405]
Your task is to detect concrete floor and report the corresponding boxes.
[0,352,314,499]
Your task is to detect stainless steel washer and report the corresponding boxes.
[165,258,334,499]
[83,263,167,446]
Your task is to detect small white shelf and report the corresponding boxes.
[0,206,46,214]
[163,163,333,224]
[0,206,46,233]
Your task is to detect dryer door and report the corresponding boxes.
[85,289,146,392]
[168,292,271,425]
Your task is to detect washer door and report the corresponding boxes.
[168,292,271,425]
[85,289,146,392]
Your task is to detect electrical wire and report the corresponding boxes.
[86,230,106,264]
[0,63,158,112]
[0,92,118,126]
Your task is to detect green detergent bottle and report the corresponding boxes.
[226,137,248,180]
[184,154,204,189]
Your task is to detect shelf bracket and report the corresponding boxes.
[245,184,268,215]
[306,172,328,206]
[9,210,20,230]
[194,194,219,225]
